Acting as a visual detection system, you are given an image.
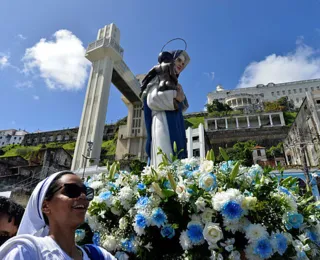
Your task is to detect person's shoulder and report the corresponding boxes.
[0,244,35,260]
[97,246,117,260]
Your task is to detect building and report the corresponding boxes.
[207,78,320,109]
[283,91,320,167]
[252,146,267,164]
[0,129,28,147]
[21,124,117,147]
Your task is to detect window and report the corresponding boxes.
[257,150,261,156]
[271,92,275,96]
[300,88,302,93]
[296,98,299,102]
[282,90,285,95]
[316,100,320,104]
[317,86,320,89]
[288,90,291,94]
[0,136,2,139]
[277,91,280,95]
[311,87,314,91]
[14,137,16,140]
[293,89,297,94]
[305,88,308,92]
[192,136,199,142]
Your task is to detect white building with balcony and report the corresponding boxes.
[208,78,320,109]
[0,129,28,147]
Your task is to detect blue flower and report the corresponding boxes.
[115,251,129,260]
[92,232,100,246]
[121,238,136,253]
[99,191,112,201]
[75,229,85,242]
[135,213,148,228]
[253,238,273,259]
[199,173,217,191]
[135,196,150,209]
[137,183,146,191]
[151,208,167,227]
[285,212,304,230]
[307,230,319,245]
[186,221,204,245]
[184,170,194,179]
[163,180,172,189]
[297,251,308,260]
[108,182,118,190]
[221,201,243,220]
[220,160,234,173]
[185,164,192,171]
[272,233,288,255]
[279,186,292,196]
[160,225,175,239]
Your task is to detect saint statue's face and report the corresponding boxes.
[174,54,186,74]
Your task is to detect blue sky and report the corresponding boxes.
[1,0,320,132]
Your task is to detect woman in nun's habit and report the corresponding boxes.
[140,49,190,167]
[0,171,116,260]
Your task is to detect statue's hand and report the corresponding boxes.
[175,84,185,102]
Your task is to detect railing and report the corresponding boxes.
[86,37,124,57]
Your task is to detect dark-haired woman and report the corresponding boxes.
[0,171,116,259]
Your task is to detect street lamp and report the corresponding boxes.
[82,141,94,180]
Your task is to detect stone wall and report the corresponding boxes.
[206,126,289,154]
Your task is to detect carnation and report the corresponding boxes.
[102,235,118,252]
[245,224,269,242]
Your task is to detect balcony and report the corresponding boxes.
[85,37,124,62]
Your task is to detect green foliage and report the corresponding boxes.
[184,116,204,129]
[0,144,42,160]
[218,140,257,166]
[101,139,116,155]
[283,112,298,126]
[264,96,294,112]
[208,110,242,118]
[206,100,232,115]
[266,142,284,158]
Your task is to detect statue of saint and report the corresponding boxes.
[140,47,190,167]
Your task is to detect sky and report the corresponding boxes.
[0,0,320,133]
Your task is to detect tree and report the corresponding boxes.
[266,142,284,158]
[206,100,232,114]
[264,97,294,112]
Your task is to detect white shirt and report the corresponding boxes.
[1,236,116,260]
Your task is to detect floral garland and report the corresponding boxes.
[77,150,320,260]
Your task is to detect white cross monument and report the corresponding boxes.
[71,23,143,171]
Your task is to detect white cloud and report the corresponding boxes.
[204,72,215,80]
[0,53,9,69]
[22,30,90,90]
[17,34,27,40]
[15,81,34,89]
[33,95,40,100]
[237,41,320,88]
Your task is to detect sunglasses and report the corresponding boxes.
[52,183,94,201]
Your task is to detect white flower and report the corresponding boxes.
[115,251,129,260]
[179,231,192,250]
[212,192,229,211]
[292,239,310,252]
[203,223,224,246]
[133,223,145,236]
[241,197,257,210]
[201,208,215,224]
[111,207,121,216]
[229,251,241,260]
[210,250,223,260]
[223,219,243,234]
[102,235,118,252]
[119,217,128,230]
[85,214,101,231]
[245,224,268,242]
[144,242,153,252]
[195,197,207,212]
[88,181,104,190]
[199,160,214,173]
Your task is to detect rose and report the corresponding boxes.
[203,223,224,245]
[102,235,118,251]
[199,173,217,192]
[241,196,257,210]
[119,217,128,230]
[199,160,214,173]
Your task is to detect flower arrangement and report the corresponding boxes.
[81,148,320,260]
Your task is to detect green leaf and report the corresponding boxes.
[230,161,241,182]
[173,141,178,154]
[210,149,215,163]
[206,150,211,160]
[219,147,229,161]
[162,189,175,198]
[109,162,117,179]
